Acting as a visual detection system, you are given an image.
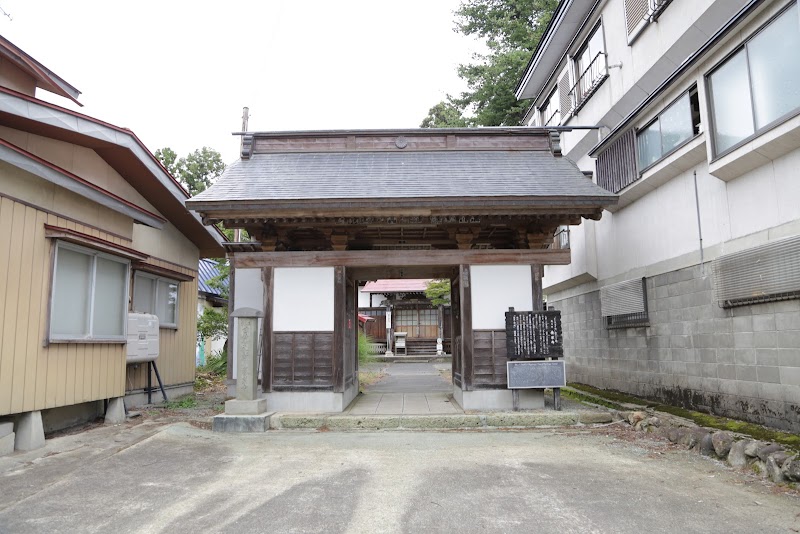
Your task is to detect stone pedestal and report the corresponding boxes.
[104,397,126,425]
[214,307,271,433]
[0,422,14,456]
[15,411,45,451]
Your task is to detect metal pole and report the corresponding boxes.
[693,170,705,272]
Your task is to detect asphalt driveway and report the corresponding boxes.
[1,422,798,533]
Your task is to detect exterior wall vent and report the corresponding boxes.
[596,129,638,193]
[712,235,800,308]
[625,0,649,34]
[600,277,649,328]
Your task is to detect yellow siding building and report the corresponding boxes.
[0,36,224,450]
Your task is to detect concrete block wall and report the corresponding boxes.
[553,264,800,432]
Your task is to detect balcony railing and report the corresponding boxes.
[569,51,608,113]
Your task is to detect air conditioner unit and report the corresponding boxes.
[126,313,159,364]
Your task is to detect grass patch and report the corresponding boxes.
[568,383,649,406]
[568,382,800,452]
[358,371,385,389]
[164,395,198,409]
[560,388,626,411]
[358,332,376,365]
[195,350,227,393]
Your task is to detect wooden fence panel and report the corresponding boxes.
[273,332,334,389]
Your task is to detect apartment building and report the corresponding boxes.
[516,0,800,431]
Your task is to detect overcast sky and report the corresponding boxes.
[0,0,482,164]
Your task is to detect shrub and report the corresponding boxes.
[358,332,375,365]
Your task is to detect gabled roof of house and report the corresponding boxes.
[0,137,166,228]
[0,84,226,256]
[0,34,82,105]
[362,279,431,293]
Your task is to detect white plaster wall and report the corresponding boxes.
[358,287,370,308]
[371,293,387,307]
[547,145,799,291]
[234,268,265,311]
[470,265,533,329]
[273,267,334,331]
[545,219,598,292]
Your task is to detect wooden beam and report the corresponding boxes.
[347,266,459,280]
[234,248,570,268]
[261,267,274,393]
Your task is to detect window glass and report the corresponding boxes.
[659,93,693,154]
[134,273,179,326]
[93,257,127,336]
[50,244,128,340]
[52,247,91,336]
[637,121,661,169]
[709,51,754,153]
[133,275,155,314]
[157,279,178,325]
[748,6,800,128]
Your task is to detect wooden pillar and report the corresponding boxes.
[459,264,474,391]
[226,257,236,380]
[260,266,273,393]
[333,266,345,393]
[532,264,544,311]
[345,274,357,387]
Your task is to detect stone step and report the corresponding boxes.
[270,410,612,431]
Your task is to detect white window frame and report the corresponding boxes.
[706,2,800,159]
[133,271,180,329]
[49,241,130,342]
[571,22,608,110]
[636,85,700,172]
[540,88,560,127]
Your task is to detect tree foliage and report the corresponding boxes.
[425,279,452,307]
[197,306,228,342]
[420,99,471,128]
[155,146,226,196]
[422,0,559,127]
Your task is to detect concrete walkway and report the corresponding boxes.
[349,360,460,415]
[362,360,452,393]
[347,392,461,415]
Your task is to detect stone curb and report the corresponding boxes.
[620,409,800,484]
[271,410,612,431]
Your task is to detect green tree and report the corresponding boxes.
[420,99,471,128]
[425,279,451,307]
[422,0,558,127]
[154,147,180,176]
[155,146,226,196]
